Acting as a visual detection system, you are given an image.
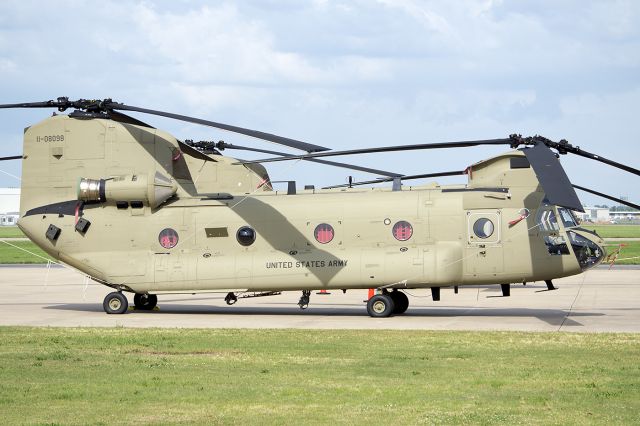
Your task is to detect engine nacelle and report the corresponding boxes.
[77,171,177,209]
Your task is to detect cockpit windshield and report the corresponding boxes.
[538,209,560,231]
[558,207,578,228]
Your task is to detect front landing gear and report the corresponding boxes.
[298,290,311,309]
[103,292,128,314]
[134,293,158,311]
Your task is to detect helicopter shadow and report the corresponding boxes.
[43,302,605,326]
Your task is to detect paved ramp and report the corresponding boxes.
[0,265,638,332]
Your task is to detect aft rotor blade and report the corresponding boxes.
[0,97,330,153]
[0,155,23,161]
[108,110,155,129]
[572,185,640,210]
[323,170,466,189]
[177,141,217,163]
[0,101,60,109]
[237,138,514,165]
[107,102,329,153]
[523,144,584,212]
[219,143,401,177]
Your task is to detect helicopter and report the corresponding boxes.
[1,97,638,318]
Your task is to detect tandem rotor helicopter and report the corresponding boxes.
[1,97,639,317]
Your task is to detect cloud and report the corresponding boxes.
[0,0,639,204]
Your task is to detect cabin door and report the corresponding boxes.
[464,210,504,275]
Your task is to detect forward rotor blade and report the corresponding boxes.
[537,137,640,177]
[237,138,515,165]
[572,185,640,210]
[523,144,584,212]
[323,170,466,189]
[0,155,22,161]
[219,142,401,177]
[571,148,640,176]
[107,102,329,153]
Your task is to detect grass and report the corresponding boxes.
[583,224,640,238]
[0,240,53,263]
[0,225,24,238]
[0,328,638,425]
[603,240,640,265]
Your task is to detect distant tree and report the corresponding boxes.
[610,205,638,212]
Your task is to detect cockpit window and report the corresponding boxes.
[558,208,578,228]
[544,235,570,255]
[538,209,559,231]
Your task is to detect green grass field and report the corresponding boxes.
[0,240,53,263]
[0,225,24,238]
[603,241,640,265]
[0,328,638,425]
[585,224,640,238]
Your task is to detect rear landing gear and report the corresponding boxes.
[389,290,409,314]
[367,294,395,317]
[103,292,128,314]
[134,293,158,310]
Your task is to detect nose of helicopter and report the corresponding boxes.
[567,229,606,270]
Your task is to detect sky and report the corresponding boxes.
[1,0,639,206]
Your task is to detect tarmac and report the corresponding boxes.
[0,264,638,332]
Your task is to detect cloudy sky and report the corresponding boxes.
[1,0,639,206]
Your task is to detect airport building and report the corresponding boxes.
[0,188,20,226]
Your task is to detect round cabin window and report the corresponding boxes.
[314,223,334,244]
[473,218,495,239]
[158,228,179,249]
[236,226,256,246]
[392,221,413,241]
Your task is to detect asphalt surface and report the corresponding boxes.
[0,265,638,332]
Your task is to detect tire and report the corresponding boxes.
[390,291,409,314]
[366,294,395,318]
[103,292,128,314]
[134,293,158,310]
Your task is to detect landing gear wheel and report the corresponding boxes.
[298,290,311,310]
[103,292,128,314]
[133,293,157,310]
[390,290,409,314]
[366,294,395,318]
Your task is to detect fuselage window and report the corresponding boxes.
[158,228,179,249]
[473,218,494,239]
[392,221,413,241]
[314,223,334,244]
[236,226,256,246]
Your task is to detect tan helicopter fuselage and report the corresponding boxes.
[17,115,602,295]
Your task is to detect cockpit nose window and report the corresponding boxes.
[568,231,604,270]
